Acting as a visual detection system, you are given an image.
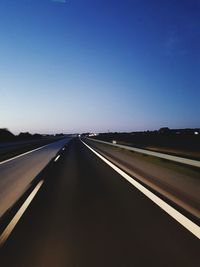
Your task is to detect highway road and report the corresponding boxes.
[0,138,199,267]
[0,137,71,217]
[85,138,200,220]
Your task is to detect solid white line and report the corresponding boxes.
[87,138,200,168]
[0,144,49,165]
[81,140,200,240]
[0,180,44,247]
[54,155,60,162]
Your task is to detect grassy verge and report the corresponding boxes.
[91,136,200,160]
[127,149,200,180]
[90,140,200,181]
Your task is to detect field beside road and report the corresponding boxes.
[91,131,200,160]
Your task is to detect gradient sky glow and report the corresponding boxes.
[0,0,200,134]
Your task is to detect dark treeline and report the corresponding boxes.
[0,128,43,142]
[0,128,65,142]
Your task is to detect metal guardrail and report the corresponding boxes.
[86,138,200,168]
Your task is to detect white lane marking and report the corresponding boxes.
[87,138,200,168]
[0,180,44,247]
[54,155,60,162]
[81,140,200,240]
[0,144,49,165]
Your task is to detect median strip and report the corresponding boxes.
[0,144,49,165]
[81,139,200,240]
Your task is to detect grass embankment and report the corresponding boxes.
[89,139,200,181]
[120,147,200,180]
[91,132,200,160]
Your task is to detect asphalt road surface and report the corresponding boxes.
[0,138,71,217]
[84,138,200,220]
[0,138,199,267]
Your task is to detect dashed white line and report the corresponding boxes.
[0,180,44,247]
[81,139,200,240]
[54,155,60,162]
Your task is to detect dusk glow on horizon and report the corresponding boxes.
[0,0,199,134]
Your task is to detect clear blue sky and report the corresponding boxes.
[0,0,199,134]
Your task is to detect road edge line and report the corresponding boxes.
[81,139,200,240]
